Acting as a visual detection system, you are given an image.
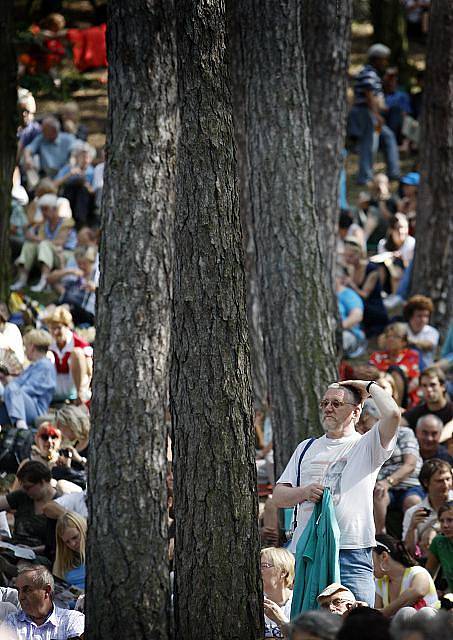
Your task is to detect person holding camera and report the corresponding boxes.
[403,459,453,557]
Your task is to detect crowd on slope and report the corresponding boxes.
[0,4,452,640]
[254,35,453,640]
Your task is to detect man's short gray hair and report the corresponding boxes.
[18,565,54,594]
[328,382,362,406]
[42,116,61,132]
[289,610,342,640]
[416,414,443,431]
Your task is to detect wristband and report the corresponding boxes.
[366,381,376,393]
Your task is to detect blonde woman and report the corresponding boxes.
[261,547,295,638]
[45,306,92,404]
[56,404,90,471]
[53,511,86,590]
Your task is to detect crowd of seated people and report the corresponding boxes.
[253,41,452,638]
[2,6,452,640]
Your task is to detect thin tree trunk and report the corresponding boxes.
[238,0,338,476]
[86,2,176,639]
[410,0,453,334]
[171,1,263,638]
[0,1,17,301]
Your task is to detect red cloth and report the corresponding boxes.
[369,348,420,380]
[67,24,107,71]
[369,348,421,407]
[50,332,92,375]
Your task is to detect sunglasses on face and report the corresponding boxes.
[319,399,357,410]
[320,597,352,609]
[40,434,58,442]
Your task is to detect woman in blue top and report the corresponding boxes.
[53,511,86,591]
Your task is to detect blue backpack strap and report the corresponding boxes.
[292,437,315,531]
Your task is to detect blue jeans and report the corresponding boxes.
[0,383,40,427]
[348,106,400,184]
[339,547,375,607]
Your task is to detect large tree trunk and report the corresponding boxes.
[302,0,352,274]
[171,1,263,638]
[410,0,453,334]
[238,0,338,476]
[0,2,17,301]
[228,2,268,410]
[86,2,176,639]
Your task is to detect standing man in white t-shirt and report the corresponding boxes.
[273,379,400,606]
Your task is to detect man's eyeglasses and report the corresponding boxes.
[260,563,274,569]
[319,399,357,410]
[40,434,59,442]
[320,597,352,609]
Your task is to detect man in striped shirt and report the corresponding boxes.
[348,43,400,185]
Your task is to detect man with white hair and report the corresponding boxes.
[273,379,400,606]
[347,43,400,184]
[11,193,76,292]
[0,565,84,639]
[22,115,76,177]
[416,414,453,464]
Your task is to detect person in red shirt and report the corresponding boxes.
[369,322,420,408]
[44,306,92,405]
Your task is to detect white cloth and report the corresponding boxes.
[277,423,396,551]
[0,603,18,623]
[375,565,439,609]
[406,324,439,367]
[0,323,25,365]
[377,235,415,265]
[402,490,453,542]
[1,605,84,640]
[0,588,19,608]
[55,490,88,519]
[264,592,292,638]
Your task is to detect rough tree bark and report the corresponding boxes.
[228,2,267,410]
[302,0,352,274]
[410,0,453,334]
[0,2,17,301]
[86,2,176,639]
[238,0,338,476]
[171,1,263,638]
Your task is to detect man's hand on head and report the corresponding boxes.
[338,379,370,402]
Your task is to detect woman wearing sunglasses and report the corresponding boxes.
[373,533,439,619]
[31,422,62,465]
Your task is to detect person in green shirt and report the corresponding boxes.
[426,500,453,591]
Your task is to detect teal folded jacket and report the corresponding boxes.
[290,488,340,617]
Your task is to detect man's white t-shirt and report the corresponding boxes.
[277,423,395,552]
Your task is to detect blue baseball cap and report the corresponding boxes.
[400,172,420,186]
